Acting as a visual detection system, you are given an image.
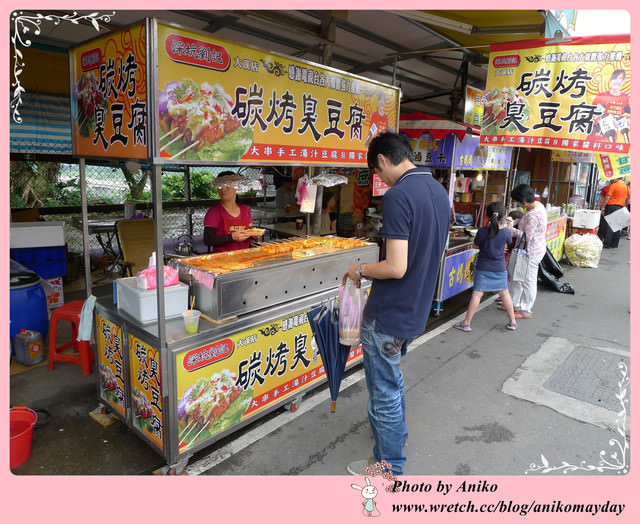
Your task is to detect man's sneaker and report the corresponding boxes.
[347,457,375,476]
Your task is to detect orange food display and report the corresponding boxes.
[181,236,370,273]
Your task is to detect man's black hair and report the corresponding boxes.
[367,132,413,171]
[511,183,536,204]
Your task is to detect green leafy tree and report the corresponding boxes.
[10,160,62,208]
[122,166,151,201]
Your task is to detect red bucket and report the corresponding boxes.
[10,407,37,468]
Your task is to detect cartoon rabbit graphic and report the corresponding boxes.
[351,476,381,517]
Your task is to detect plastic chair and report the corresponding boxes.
[48,301,94,375]
[116,218,156,277]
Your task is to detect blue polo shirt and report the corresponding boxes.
[363,168,451,339]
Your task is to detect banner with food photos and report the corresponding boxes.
[175,305,363,453]
[482,35,630,155]
[70,22,149,160]
[155,22,400,165]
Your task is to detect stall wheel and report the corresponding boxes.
[162,458,189,475]
[285,396,302,413]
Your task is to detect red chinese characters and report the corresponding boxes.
[165,33,230,72]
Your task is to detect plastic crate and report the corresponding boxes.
[10,246,67,279]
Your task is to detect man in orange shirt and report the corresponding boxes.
[598,178,629,248]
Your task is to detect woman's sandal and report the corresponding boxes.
[454,321,472,332]
[506,322,518,331]
[498,305,519,312]
[514,311,532,319]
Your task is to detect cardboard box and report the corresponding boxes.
[116,277,188,324]
[10,221,66,248]
[45,276,65,309]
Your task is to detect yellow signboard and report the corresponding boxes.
[546,216,567,261]
[70,22,149,159]
[129,334,164,450]
[596,153,630,182]
[175,305,362,453]
[463,86,485,127]
[155,22,399,165]
[483,35,630,155]
[96,314,126,416]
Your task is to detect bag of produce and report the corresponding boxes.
[564,233,603,268]
[338,273,366,346]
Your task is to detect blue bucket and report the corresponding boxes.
[10,271,49,356]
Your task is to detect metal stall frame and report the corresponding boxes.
[96,278,374,472]
[73,16,400,472]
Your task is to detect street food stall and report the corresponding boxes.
[69,18,399,472]
[398,114,516,313]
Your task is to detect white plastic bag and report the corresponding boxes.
[338,274,366,346]
[297,175,318,213]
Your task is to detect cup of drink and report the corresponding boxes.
[182,310,201,335]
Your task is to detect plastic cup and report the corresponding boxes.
[182,310,201,335]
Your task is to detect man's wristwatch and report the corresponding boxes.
[355,264,364,279]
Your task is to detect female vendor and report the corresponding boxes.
[203,171,260,252]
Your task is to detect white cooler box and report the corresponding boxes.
[10,221,66,248]
[116,277,188,324]
[572,209,600,229]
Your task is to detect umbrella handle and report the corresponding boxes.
[342,272,361,288]
[331,400,337,413]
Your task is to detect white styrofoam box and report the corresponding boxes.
[116,277,188,324]
[45,276,65,309]
[572,209,601,229]
[10,221,66,248]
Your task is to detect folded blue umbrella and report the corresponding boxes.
[308,300,351,412]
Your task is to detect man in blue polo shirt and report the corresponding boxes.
[347,132,451,476]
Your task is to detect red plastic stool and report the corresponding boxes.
[48,300,94,375]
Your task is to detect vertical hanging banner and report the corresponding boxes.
[70,22,149,160]
[463,86,485,127]
[155,21,399,165]
[482,35,630,155]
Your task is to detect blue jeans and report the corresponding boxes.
[360,317,409,475]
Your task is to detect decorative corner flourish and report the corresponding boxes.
[10,10,115,123]
[525,360,629,474]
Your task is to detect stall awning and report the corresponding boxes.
[399,113,477,141]
[10,92,72,156]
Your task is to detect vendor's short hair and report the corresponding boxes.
[367,132,413,171]
[511,184,536,203]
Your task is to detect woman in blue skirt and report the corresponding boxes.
[454,202,517,332]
